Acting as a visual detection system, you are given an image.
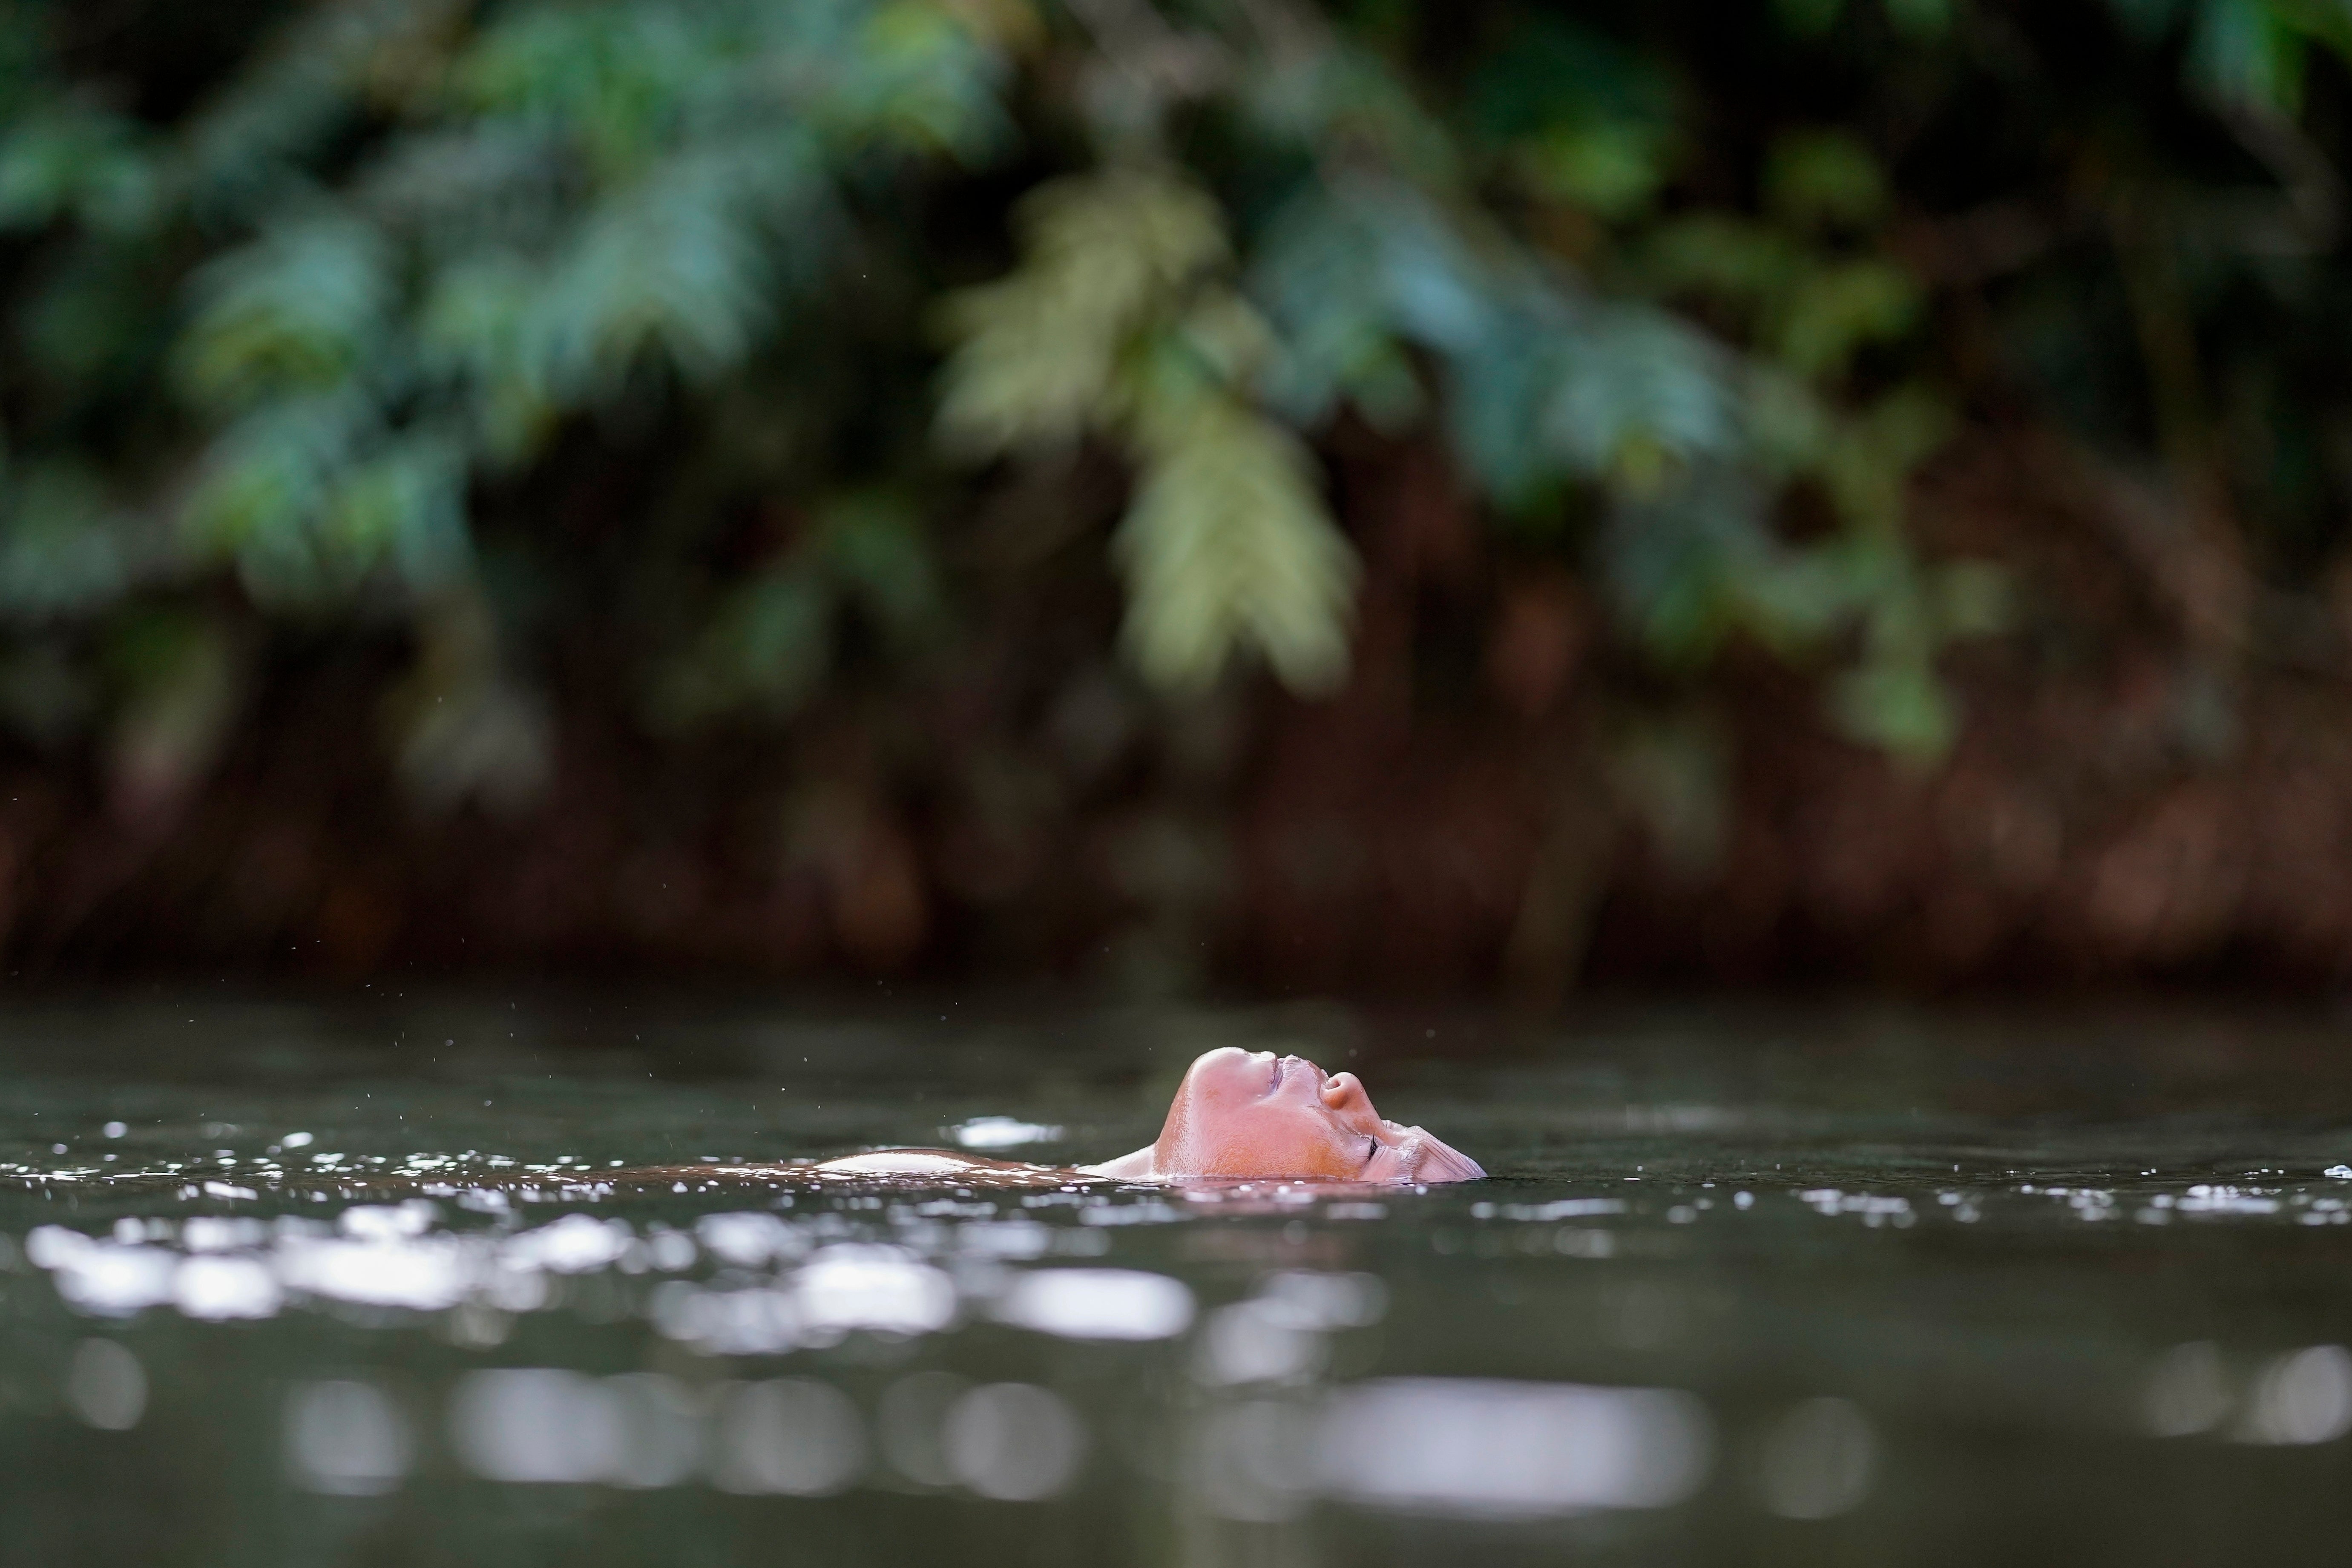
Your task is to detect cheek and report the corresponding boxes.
[1167,1080,1249,1145]
[1193,1104,1354,1176]
[1302,1140,1368,1177]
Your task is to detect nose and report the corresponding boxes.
[1320,1071,1369,1109]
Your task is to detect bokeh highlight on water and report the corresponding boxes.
[5,994,2352,1565]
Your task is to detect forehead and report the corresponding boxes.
[1186,1047,1261,1079]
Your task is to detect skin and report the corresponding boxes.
[815,1047,1484,1185]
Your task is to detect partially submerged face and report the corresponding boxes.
[1147,1047,1484,1182]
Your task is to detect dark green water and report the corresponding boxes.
[3,993,2351,1567]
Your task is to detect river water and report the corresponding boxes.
[2,992,2350,1566]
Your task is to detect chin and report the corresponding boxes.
[1409,1136,1486,1183]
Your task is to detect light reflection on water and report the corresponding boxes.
[6,996,2352,1563]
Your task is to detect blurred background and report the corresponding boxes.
[22,11,2352,1552]
[1,0,2349,998]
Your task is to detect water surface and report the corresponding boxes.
[3,993,2351,1567]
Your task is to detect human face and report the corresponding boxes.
[1147,1048,1484,1182]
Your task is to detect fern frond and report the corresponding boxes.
[934,169,1228,454]
[537,141,819,396]
[1115,397,1357,695]
[176,215,393,408]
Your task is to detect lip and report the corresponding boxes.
[1265,1055,1285,1093]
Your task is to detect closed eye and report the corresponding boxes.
[1362,1137,1379,1168]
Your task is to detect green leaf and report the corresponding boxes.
[819,492,941,646]
[184,0,429,218]
[1772,256,1922,379]
[1466,16,1677,217]
[0,465,139,619]
[330,431,473,589]
[1744,365,1836,474]
[455,4,703,178]
[181,394,380,604]
[1817,385,1954,530]
[417,251,562,463]
[936,169,1230,454]
[1116,398,1357,695]
[1764,132,1890,235]
[1447,283,1738,502]
[20,238,166,389]
[830,0,1013,159]
[1538,304,1741,480]
[175,215,393,408]
[1254,181,1739,503]
[1603,463,1780,661]
[1829,656,1958,758]
[1643,215,1805,307]
[0,103,161,235]
[1239,40,1461,190]
[536,141,820,398]
[1250,181,1484,424]
[1521,121,1672,218]
[2188,0,2306,109]
[658,565,834,722]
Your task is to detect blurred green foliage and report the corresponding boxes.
[938,169,1356,692]
[0,0,2348,814]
